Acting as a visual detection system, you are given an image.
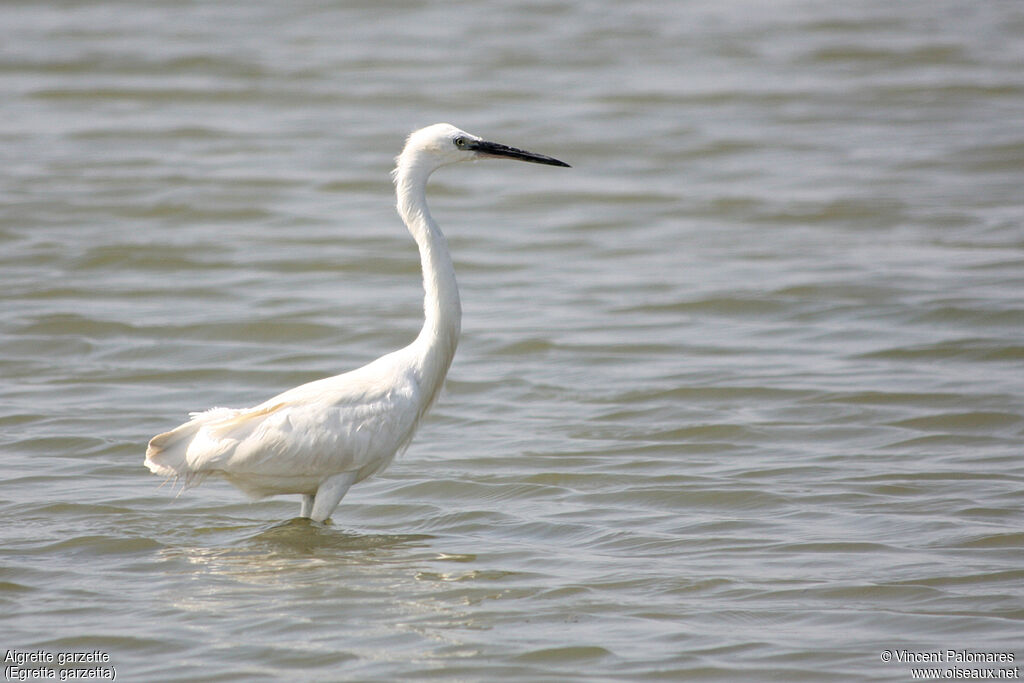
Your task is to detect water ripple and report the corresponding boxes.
[1,0,1022,680]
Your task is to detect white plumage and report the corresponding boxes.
[145,123,569,522]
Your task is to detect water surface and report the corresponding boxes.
[1,1,1022,680]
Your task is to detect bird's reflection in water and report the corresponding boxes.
[158,518,436,586]
[155,520,482,646]
[247,517,434,556]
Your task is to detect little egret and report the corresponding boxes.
[145,123,570,522]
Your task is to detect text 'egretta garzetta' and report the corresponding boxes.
[145,124,570,522]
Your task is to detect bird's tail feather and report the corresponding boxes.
[145,407,236,488]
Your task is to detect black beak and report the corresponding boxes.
[471,140,571,167]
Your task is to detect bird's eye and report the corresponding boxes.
[454,137,466,149]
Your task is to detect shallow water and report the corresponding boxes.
[2,1,1022,680]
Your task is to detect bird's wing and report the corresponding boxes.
[185,375,422,479]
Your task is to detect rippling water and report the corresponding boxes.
[2,1,1022,680]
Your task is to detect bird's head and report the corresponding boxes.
[395,123,570,178]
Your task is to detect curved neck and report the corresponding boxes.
[394,160,461,411]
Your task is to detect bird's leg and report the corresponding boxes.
[299,494,314,518]
[309,471,358,523]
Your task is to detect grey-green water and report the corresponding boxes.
[2,1,1022,680]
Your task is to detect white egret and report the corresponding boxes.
[145,123,570,522]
